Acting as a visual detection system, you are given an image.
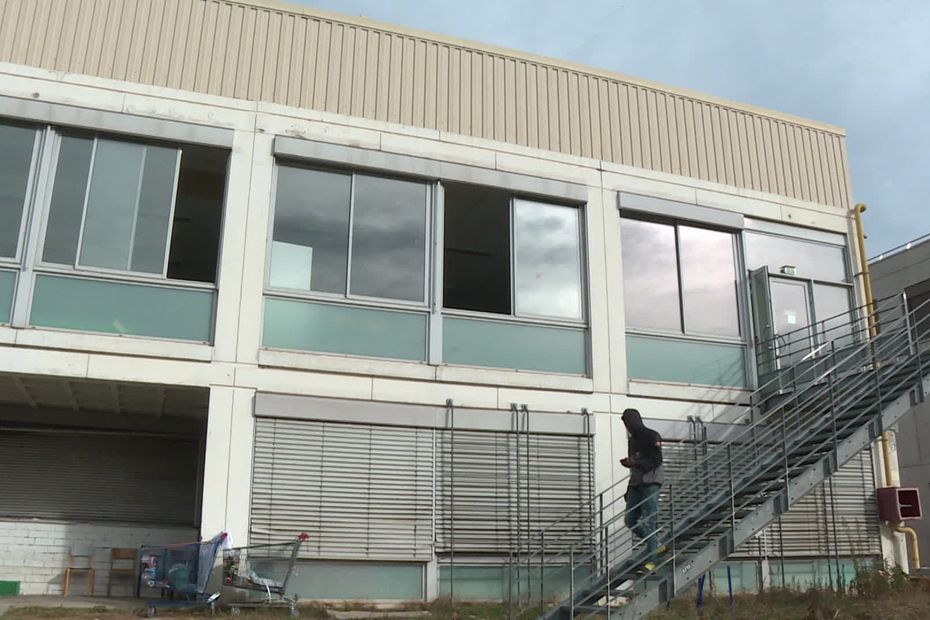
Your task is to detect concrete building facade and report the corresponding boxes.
[0,0,901,600]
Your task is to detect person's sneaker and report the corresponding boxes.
[656,544,669,556]
[639,562,656,573]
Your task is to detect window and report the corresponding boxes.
[0,120,39,259]
[41,134,227,283]
[621,218,740,338]
[269,165,429,304]
[443,182,583,321]
[744,232,847,282]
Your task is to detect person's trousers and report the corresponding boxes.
[624,484,661,560]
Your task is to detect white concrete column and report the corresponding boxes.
[212,128,257,363]
[873,437,910,571]
[235,132,276,364]
[200,385,256,545]
[585,183,611,394]
[601,189,629,395]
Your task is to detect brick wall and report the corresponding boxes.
[0,519,199,596]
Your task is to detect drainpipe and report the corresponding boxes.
[854,204,920,570]
[853,204,877,340]
[880,431,921,570]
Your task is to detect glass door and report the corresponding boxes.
[770,278,813,366]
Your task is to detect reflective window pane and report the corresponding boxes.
[43,136,93,265]
[771,278,812,364]
[131,146,179,274]
[0,122,37,258]
[813,283,853,347]
[79,140,145,270]
[745,232,848,282]
[513,200,582,320]
[679,225,740,337]
[350,175,428,302]
[620,218,681,331]
[270,166,351,294]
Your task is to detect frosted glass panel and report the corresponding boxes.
[79,140,145,270]
[0,270,15,324]
[30,275,214,341]
[287,561,422,600]
[269,241,314,290]
[626,334,746,387]
[263,297,427,361]
[443,316,587,374]
[131,146,178,274]
[0,122,37,258]
[513,200,583,320]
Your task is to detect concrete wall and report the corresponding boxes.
[0,520,197,596]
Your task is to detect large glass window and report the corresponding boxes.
[269,165,429,304]
[620,219,680,332]
[41,133,226,284]
[443,183,583,321]
[0,121,39,259]
[745,232,847,282]
[621,217,740,338]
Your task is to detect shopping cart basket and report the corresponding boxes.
[222,533,309,616]
[139,532,228,617]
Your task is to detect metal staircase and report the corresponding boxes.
[517,294,930,620]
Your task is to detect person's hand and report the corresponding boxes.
[620,457,630,468]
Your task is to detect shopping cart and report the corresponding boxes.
[139,532,228,617]
[222,533,309,617]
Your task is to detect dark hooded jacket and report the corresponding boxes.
[621,408,664,487]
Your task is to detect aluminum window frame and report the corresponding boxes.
[0,120,44,267]
[441,192,588,327]
[37,133,184,280]
[621,214,746,344]
[266,160,434,312]
[33,131,214,286]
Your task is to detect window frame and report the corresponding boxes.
[0,119,43,268]
[29,130,230,291]
[265,160,434,311]
[441,191,588,327]
[621,214,744,344]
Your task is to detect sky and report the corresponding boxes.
[294,0,930,256]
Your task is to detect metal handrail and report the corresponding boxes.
[524,295,929,618]
[560,299,929,619]
[870,231,930,263]
[511,294,905,593]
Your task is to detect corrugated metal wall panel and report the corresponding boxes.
[0,0,850,208]
[0,429,199,525]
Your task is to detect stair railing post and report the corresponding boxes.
[569,547,575,618]
[599,493,606,575]
[727,443,736,552]
[669,482,677,598]
[539,531,545,611]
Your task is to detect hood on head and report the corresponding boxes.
[621,408,644,433]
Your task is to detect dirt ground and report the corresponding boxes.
[4,578,930,620]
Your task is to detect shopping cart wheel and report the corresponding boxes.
[230,607,241,616]
[289,605,300,618]
[146,606,156,618]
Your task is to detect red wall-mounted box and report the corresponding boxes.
[876,487,922,522]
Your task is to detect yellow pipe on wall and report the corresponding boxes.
[880,432,921,570]
[854,205,920,570]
